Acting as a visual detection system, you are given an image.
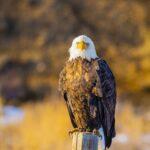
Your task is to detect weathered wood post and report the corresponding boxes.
[72,132,102,150]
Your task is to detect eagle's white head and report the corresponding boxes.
[69,35,98,61]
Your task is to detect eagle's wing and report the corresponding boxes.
[64,93,77,128]
[96,58,116,148]
[59,67,77,128]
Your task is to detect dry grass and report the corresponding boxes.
[0,99,72,150]
[0,99,149,150]
[117,103,145,139]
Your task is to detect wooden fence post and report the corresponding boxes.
[72,132,102,150]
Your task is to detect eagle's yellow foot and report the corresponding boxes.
[86,128,91,132]
[93,129,102,139]
[68,128,85,136]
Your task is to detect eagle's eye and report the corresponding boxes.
[86,42,89,46]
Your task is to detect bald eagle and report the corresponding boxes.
[59,35,116,149]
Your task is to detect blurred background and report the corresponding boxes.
[0,0,150,149]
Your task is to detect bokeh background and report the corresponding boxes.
[0,0,150,149]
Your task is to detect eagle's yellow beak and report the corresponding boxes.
[76,41,87,51]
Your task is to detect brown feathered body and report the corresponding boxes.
[59,58,102,130]
[59,57,116,148]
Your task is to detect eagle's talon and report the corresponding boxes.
[68,130,73,136]
[92,129,102,139]
[86,128,91,132]
[80,128,86,132]
[68,128,84,136]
